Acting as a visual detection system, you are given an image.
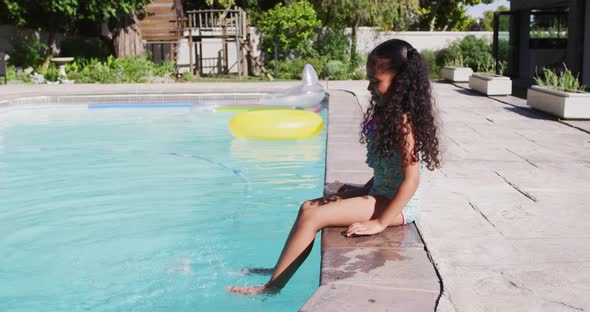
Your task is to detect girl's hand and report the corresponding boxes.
[345,220,387,237]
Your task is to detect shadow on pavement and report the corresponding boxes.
[503,106,558,121]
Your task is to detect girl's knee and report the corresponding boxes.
[299,201,316,218]
[300,200,313,210]
[298,201,321,229]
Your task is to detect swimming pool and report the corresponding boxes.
[0,99,327,311]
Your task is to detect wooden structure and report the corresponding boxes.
[137,0,183,63]
[182,7,272,79]
[138,3,271,79]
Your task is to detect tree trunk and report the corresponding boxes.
[112,14,145,58]
[428,0,441,32]
[273,42,278,78]
[350,15,360,72]
[42,27,58,68]
[429,16,436,32]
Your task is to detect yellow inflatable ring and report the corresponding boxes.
[229,110,324,141]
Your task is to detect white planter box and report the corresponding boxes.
[442,66,473,82]
[527,86,590,119]
[468,73,512,96]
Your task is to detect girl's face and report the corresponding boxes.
[366,64,395,98]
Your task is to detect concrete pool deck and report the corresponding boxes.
[2,81,590,311]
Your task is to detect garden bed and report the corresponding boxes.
[442,66,473,82]
[527,85,590,119]
[469,73,511,96]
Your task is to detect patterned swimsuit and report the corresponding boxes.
[364,118,422,224]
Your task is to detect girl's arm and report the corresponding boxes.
[345,163,419,236]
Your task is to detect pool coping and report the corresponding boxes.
[0,83,441,311]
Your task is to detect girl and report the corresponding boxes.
[228,39,441,295]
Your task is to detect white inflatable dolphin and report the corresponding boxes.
[259,64,325,108]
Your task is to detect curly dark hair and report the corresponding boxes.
[360,39,441,170]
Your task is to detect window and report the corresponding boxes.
[529,10,568,49]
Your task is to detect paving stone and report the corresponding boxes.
[299,283,438,312]
[320,246,439,292]
[321,224,423,249]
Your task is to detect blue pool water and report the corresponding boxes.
[0,104,327,311]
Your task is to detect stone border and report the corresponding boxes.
[0,93,265,107]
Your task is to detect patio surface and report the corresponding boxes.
[416,82,590,311]
[2,81,590,311]
[323,81,590,311]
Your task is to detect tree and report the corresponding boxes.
[312,0,421,31]
[257,1,321,59]
[182,0,280,16]
[311,0,421,70]
[419,0,494,31]
[1,0,151,60]
[481,5,509,31]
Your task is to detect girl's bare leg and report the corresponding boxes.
[227,191,404,295]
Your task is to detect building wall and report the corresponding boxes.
[353,28,493,55]
[517,11,531,79]
[511,0,588,83]
[511,0,569,10]
[529,49,567,76]
[566,0,585,77]
[584,0,590,87]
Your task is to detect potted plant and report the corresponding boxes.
[442,54,473,82]
[527,65,590,119]
[469,62,512,96]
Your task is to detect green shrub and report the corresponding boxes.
[8,37,47,68]
[116,56,154,83]
[349,53,365,75]
[350,69,366,80]
[6,65,18,81]
[257,1,321,59]
[153,61,176,78]
[458,35,494,73]
[435,42,463,69]
[434,36,495,73]
[497,38,510,75]
[271,57,325,80]
[180,71,198,82]
[314,28,350,63]
[66,56,176,83]
[68,58,120,83]
[534,65,586,92]
[420,49,441,79]
[323,60,348,80]
[34,63,60,82]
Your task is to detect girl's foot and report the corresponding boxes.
[226,285,267,295]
